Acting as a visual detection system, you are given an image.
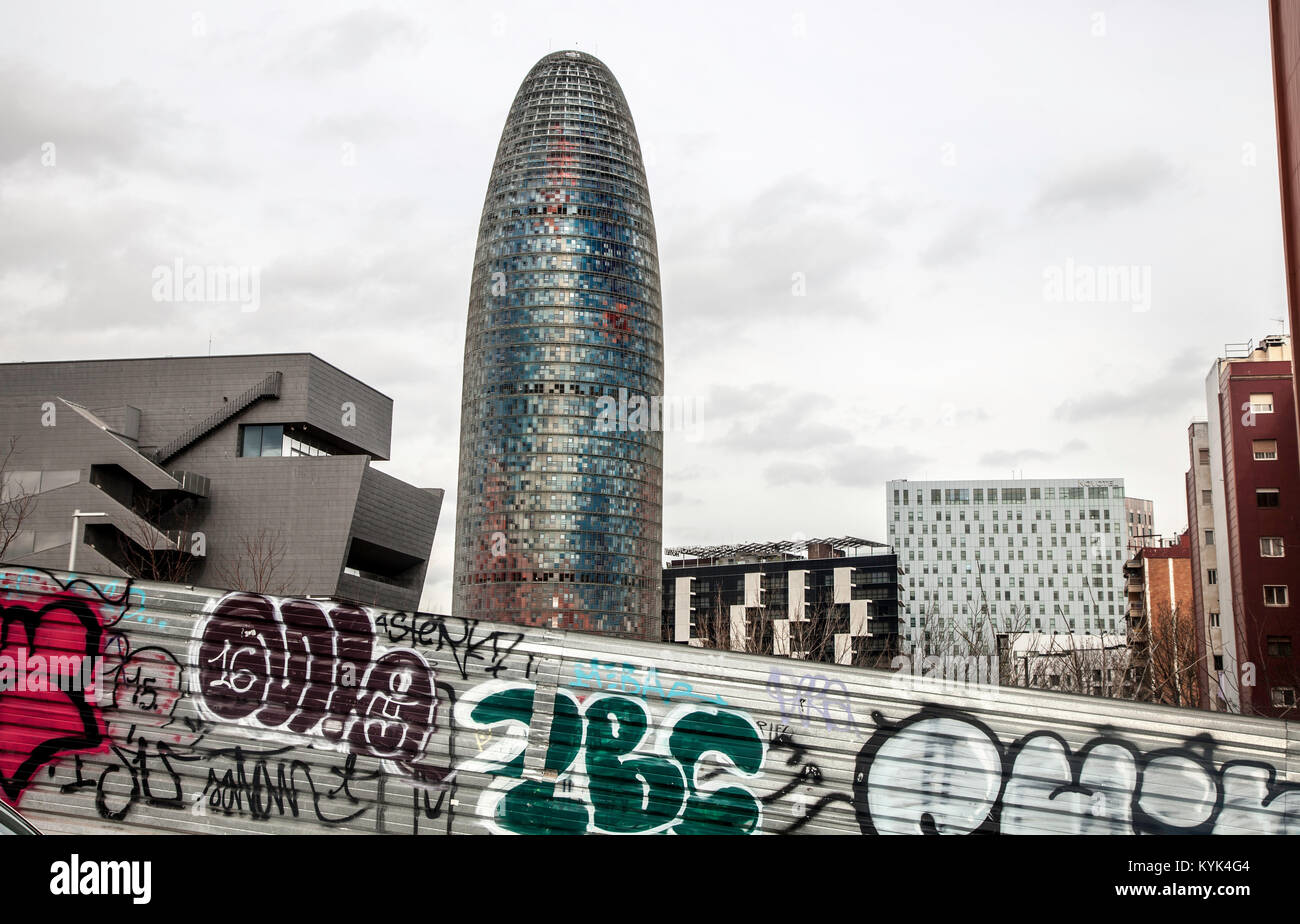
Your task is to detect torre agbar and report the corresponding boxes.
[452,51,664,637]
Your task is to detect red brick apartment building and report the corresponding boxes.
[1125,533,1197,707]
[1194,336,1299,717]
[1270,0,1300,467]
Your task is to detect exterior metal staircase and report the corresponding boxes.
[152,371,282,464]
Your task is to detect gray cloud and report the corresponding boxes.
[763,460,825,485]
[1035,151,1177,214]
[703,382,785,418]
[0,63,198,177]
[1054,350,1203,423]
[273,10,426,75]
[921,210,997,267]
[725,412,854,454]
[302,111,401,143]
[664,176,909,329]
[766,445,929,488]
[979,438,1088,468]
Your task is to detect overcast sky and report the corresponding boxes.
[0,1,1287,613]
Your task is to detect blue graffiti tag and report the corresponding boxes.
[570,658,727,706]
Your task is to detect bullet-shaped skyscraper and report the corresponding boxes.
[453,51,663,637]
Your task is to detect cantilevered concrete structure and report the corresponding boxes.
[0,354,441,610]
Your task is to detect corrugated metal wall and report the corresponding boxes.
[1,565,1296,835]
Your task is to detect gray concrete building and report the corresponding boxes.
[0,354,441,610]
[1186,419,1228,710]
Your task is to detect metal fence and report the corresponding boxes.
[0,566,1295,834]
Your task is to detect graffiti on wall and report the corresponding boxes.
[2,567,1298,836]
[0,571,124,802]
[855,707,1300,836]
[195,592,442,779]
[455,680,765,834]
[570,656,726,706]
[765,667,856,732]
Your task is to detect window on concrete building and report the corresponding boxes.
[240,424,284,458]
[1262,537,1285,557]
[1271,687,1295,708]
[1258,489,1281,508]
[1201,489,1212,505]
[1253,439,1278,461]
[1,469,80,497]
[1199,449,1210,465]
[1207,569,1217,585]
[1205,529,1214,546]
[1250,393,1275,414]
[1210,612,1220,628]
[1213,655,1224,671]
[1265,585,1289,607]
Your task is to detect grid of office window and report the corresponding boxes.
[886,478,1131,642]
[453,52,664,637]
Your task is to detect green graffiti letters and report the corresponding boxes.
[669,708,765,834]
[456,681,766,834]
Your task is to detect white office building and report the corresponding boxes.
[886,478,1131,646]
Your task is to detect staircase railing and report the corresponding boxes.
[153,371,282,463]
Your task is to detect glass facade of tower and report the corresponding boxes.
[453,51,663,637]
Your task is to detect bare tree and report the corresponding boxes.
[1135,601,1203,708]
[0,436,38,562]
[691,583,887,668]
[215,526,299,596]
[1018,629,1133,698]
[780,593,869,666]
[114,494,201,583]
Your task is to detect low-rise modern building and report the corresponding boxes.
[661,537,902,665]
[886,478,1131,648]
[1194,335,1299,717]
[0,354,442,610]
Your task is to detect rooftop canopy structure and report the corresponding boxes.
[664,536,888,567]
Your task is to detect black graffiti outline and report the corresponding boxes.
[854,706,1006,835]
[0,568,139,628]
[428,616,533,681]
[200,744,377,826]
[759,732,851,834]
[853,705,1300,835]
